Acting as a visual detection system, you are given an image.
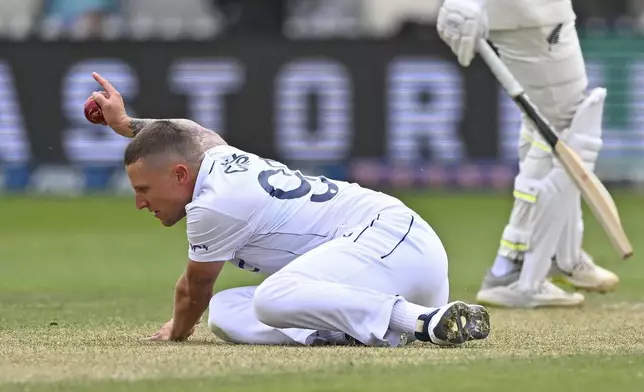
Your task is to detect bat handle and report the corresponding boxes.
[475,39,524,97]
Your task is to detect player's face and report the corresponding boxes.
[126,159,193,227]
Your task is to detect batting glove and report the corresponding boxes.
[437,0,489,67]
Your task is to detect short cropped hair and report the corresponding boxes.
[123,120,203,167]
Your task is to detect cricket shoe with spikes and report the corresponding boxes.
[415,301,490,346]
[478,267,521,292]
[308,331,410,347]
[476,279,584,308]
[340,332,411,348]
[550,250,619,293]
[307,331,366,346]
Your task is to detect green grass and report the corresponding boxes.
[1,191,644,391]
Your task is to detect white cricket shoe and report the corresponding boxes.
[415,301,491,346]
[550,250,619,293]
[476,280,585,308]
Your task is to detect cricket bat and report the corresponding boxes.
[475,39,633,259]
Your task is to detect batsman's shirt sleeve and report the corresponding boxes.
[186,204,253,262]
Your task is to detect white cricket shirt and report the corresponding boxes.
[186,145,407,275]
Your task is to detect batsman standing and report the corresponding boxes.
[436,0,619,308]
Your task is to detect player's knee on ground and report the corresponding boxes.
[253,276,298,329]
[207,292,239,343]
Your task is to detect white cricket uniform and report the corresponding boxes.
[487,0,575,31]
[187,146,450,346]
[482,0,592,285]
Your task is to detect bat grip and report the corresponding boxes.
[475,39,524,97]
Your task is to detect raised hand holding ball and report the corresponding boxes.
[84,91,108,125]
[86,72,133,137]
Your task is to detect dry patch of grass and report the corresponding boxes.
[1,306,643,384]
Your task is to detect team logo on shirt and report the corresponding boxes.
[546,23,563,50]
[190,243,209,252]
[222,153,250,174]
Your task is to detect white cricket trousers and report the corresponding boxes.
[208,207,450,347]
[488,20,590,279]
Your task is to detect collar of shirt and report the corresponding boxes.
[192,147,221,201]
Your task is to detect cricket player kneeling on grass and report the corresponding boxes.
[436,0,618,308]
[87,72,491,347]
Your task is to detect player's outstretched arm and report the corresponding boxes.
[147,190,251,341]
[148,260,224,342]
[126,118,199,138]
[89,72,227,147]
[171,260,225,341]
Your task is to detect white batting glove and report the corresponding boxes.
[437,0,489,67]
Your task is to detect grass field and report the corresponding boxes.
[1,191,644,391]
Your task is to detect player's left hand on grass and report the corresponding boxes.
[147,319,175,341]
[146,318,199,342]
[437,0,489,67]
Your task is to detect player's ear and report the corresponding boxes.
[174,164,190,184]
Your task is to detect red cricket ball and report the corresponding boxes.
[84,91,108,125]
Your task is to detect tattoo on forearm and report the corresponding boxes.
[128,118,153,138]
[127,118,226,149]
